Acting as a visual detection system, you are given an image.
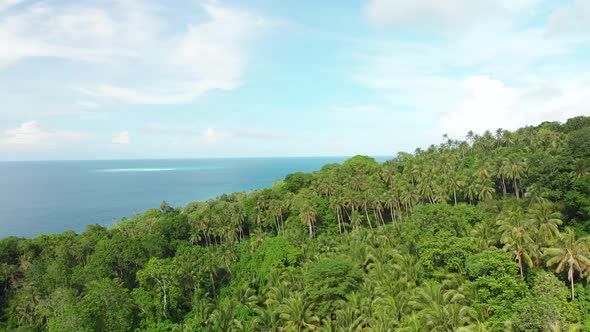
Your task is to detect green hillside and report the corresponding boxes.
[2,116,590,331]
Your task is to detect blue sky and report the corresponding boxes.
[0,0,589,160]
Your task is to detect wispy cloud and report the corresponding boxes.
[364,0,537,31]
[76,100,99,109]
[0,2,155,69]
[80,3,273,104]
[111,131,129,144]
[143,123,170,135]
[200,127,229,144]
[0,121,87,146]
[234,128,287,140]
[0,0,23,12]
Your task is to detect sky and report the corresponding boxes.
[0,0,589,160]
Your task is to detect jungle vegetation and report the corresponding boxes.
[2,116,590,331]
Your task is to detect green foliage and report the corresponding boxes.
[465,248,517,278]
[410,203,483,236]
[284,172,313,193]
[568,127,590,159]
[511,272,571,331]
[565,176,590,230]
[82,279,134,332]
[304,256,362,318]
[418,231,476,276]
[236,236,301,285]
[466,249,528,326]
[2,116,590,330]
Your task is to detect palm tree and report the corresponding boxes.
[465,181,478,205]
[299,200,317,238]
[329,195,344,234]
[349,211,362,232]
[476,179,495,202]
[497,207,536,277]
[360,191,374,230]
[503,155,528,199]
[278,292,320,331]
[572,159,588,179]
[409,280,475,330]
[448,174,464,205]
[544,228,590,300]
[529,202,563,245]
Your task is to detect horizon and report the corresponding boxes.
[0,154,392,163]
[1,0,589,160]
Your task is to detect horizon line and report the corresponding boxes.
[0,154,395,163]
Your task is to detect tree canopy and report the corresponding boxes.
[1,117,590,331]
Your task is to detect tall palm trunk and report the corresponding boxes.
[569,266,575,300]
[336,208,342,234]
[389,205,395,224]
[364,206,373,230]
[514,179,520,199]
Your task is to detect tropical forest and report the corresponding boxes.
[2,116,590,332]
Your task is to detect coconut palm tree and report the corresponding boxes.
[409,280,475,331]
[544,228,590,300]
[299,201,317,238]
[497,207,536,277]
[502,155,528,199]
[448,174,465,205]
[476,179,495,202]
[529,202,563,246]
[278,292,320,331]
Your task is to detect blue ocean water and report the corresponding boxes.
[0,157,383,238]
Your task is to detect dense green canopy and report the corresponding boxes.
[2,116,590,331]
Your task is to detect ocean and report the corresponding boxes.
[0,157,384,238]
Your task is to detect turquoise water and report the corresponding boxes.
[0,157,385,238]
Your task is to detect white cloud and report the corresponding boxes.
[77,3,272,105]
[548,0,590,34]
[81,80,236,105]
[356,0,590,143]
[1,121,86,145]
[364,0,537,31]
[200,127,228,144]
[0,0,23,12]
[0,2,157,69]
[112,131,129,144]
[439,76,590,138]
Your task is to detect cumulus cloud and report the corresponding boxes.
[356,0,590,143]
[439,76,590,138]
[111,131,129,144]
[1,121,86,146]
